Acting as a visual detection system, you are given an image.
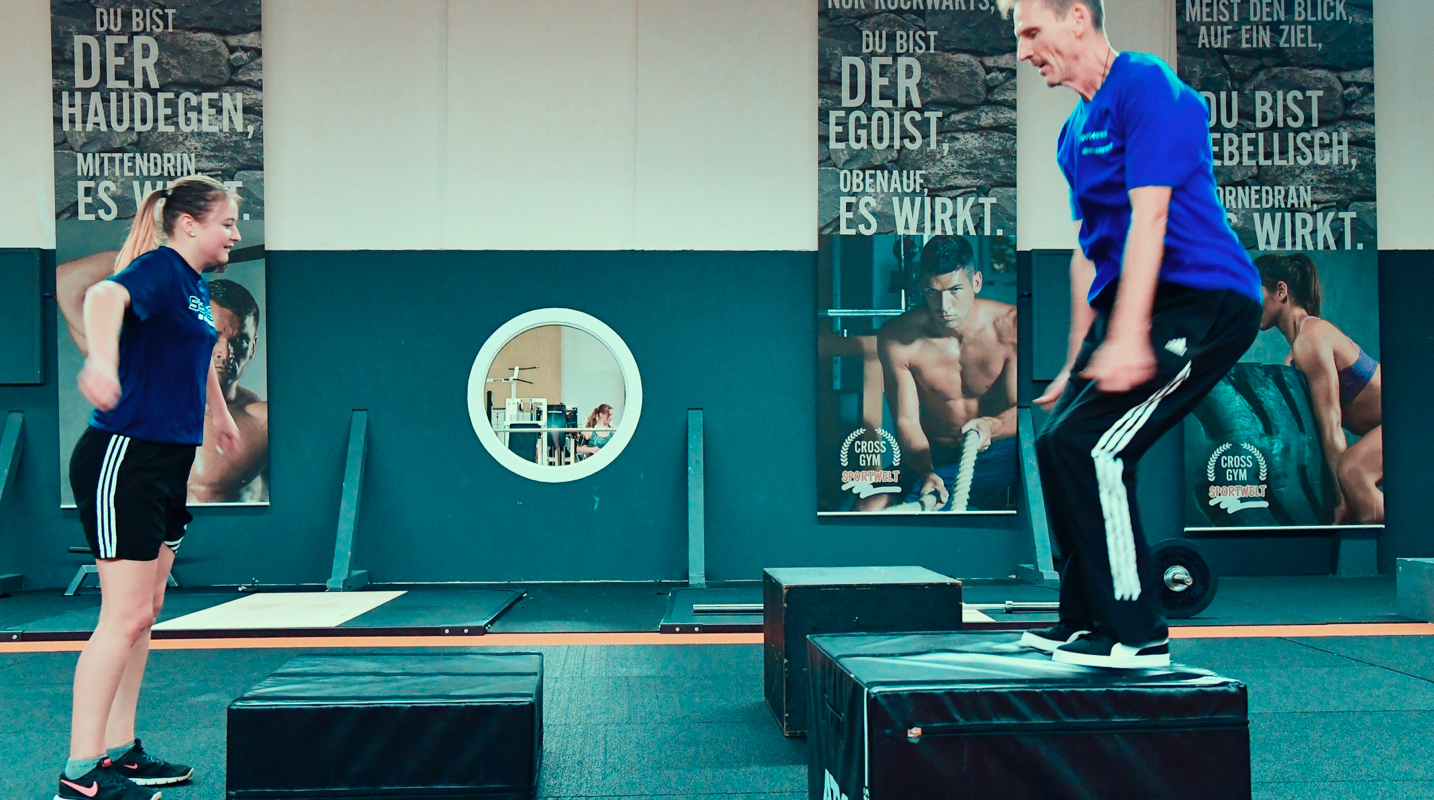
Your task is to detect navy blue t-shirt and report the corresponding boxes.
[90,247,217,446]
[1058,51,1259,309]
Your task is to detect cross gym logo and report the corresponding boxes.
[1206,442,1270,514]
[839,427,902,499]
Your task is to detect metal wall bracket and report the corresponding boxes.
[687,409,706,589]
[327,410,371,592]
[1016,408,1060,588]
[0,412,24,594]
[0,412,23,510]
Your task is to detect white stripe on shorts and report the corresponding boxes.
[96,435,131,559]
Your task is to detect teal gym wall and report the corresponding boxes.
[0,250,1029,588]
[6,248,1432,587]
[3,0,1434,587]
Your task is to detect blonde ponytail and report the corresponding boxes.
[114,189,166,273]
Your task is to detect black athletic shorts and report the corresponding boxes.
[69,426,196,561]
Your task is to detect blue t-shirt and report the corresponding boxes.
[1058,51,1259,309]
[90,247,217,446]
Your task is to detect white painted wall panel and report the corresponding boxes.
[0,0,57,248]
[3,0,1431,251]
[263,0,448,250]
[560,325,626,429]
[1375,0,1434,250]
[634,0,815,251]
[1015,52,1079,251]
[1015,0,1177,251]
[446,0,638,250]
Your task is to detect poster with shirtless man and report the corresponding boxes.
[818,234,1018,515]
[817,3,1017,515]
[51,0,267,505]
[54,223,270,506]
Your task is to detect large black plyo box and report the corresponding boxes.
[763,566,963,737]
[808,632,1250,800]
[227,651,542,799]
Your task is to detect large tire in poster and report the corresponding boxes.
[1185,363,1337,527]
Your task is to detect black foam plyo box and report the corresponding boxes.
[227,651,542,799]
[808,632,1250,800]
[762,566,963,737]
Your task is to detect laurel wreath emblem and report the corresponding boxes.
[839,427,902,468]
[1207,442,1267,482]
[881,428,902,467]
[1207,443,1231,482]
[1241,442,1268,481]
[839,428,864,467]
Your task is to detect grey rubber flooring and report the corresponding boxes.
[3,637,1434,799]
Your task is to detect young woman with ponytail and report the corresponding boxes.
[575,404,615,458]
[56,176,242,800]
[1258,253,1384,524]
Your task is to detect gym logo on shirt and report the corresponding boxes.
[189,296,215,329]
[1080,129,1114,156]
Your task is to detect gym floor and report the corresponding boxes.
[2,577,1431,800]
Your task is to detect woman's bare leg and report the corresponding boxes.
[103,545,174,750]
[1338,426,1384,524]
[69,557,160,759]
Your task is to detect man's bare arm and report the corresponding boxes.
[879,336,934,477]
[881,335,951,506]
[1081,186,1171,392]
[1108,186,1168,341]
[1066,243,1097,367]
[206,362,241,454]
[981,352,1020,441]
[969,308,1020,447]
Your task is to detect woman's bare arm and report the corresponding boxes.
[56,251,120,356]
[77,280,130,411]
[1292,331,1348,505]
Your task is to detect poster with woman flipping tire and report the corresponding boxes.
[1179,1,1380,529]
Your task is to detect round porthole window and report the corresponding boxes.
[467,309,642,483]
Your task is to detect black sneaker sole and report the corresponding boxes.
[1019,629,1088,653]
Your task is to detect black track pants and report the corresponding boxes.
[1036,283,1260,645]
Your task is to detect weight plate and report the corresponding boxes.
[1152,538,1217,619]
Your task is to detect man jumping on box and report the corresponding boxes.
[998,0,1261,668]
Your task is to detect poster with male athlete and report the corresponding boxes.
[817,3,1018,516]
[1179,1,1379,529]
[52,0,268,506]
